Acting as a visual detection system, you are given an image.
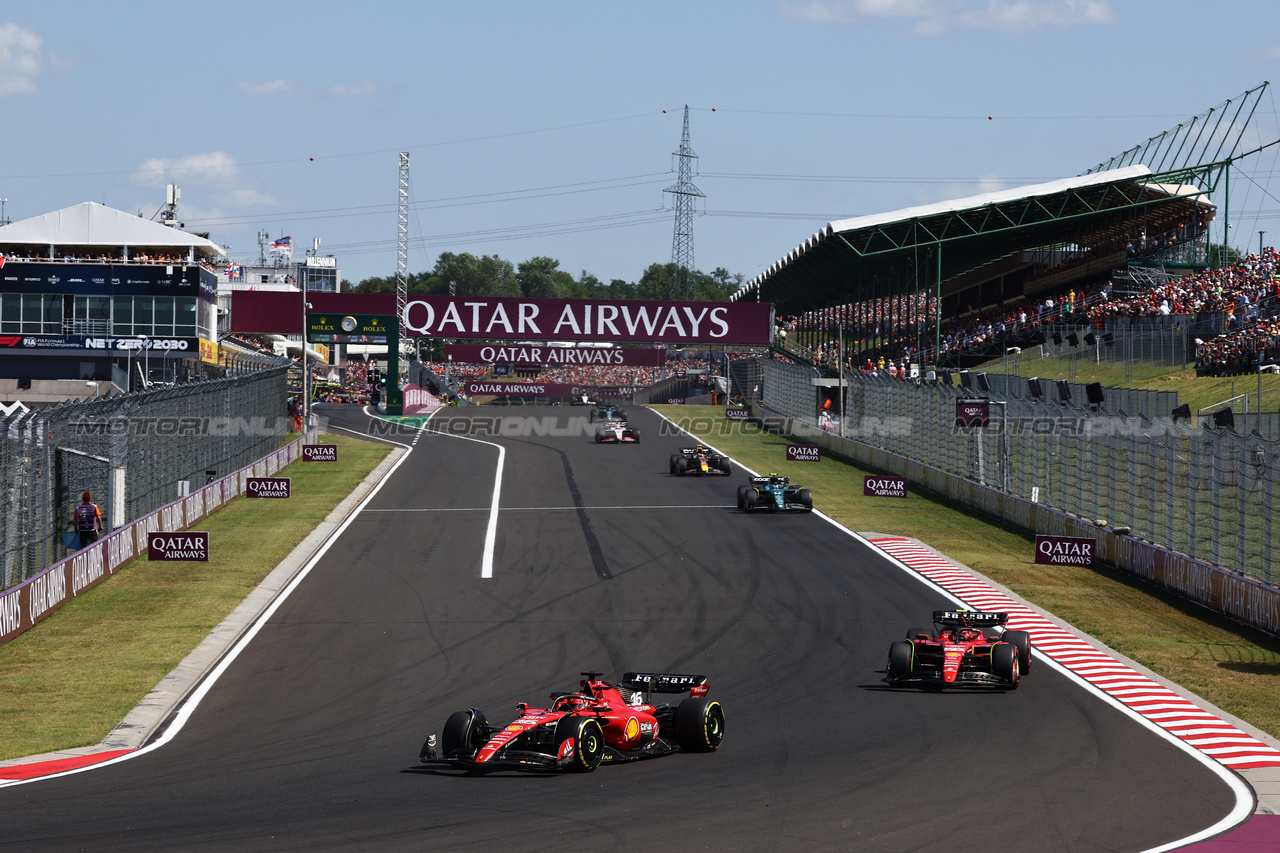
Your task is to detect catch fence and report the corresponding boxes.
[2,355,291,590]
[759,358,1279,584]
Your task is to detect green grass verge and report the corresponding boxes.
[0,434,392,761]
[653,405,1280,739]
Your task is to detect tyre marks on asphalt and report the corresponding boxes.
[554,447,611,581]
[871,536,1280,771]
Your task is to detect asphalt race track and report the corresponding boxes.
[0,404,1238,852]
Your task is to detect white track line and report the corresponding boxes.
[362,505,732,512]
[415,410,503,579]
[0,422,418,788]
[645,406,1255,853]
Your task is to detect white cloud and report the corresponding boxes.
[131,153,277,214]
[236,77,380,98]
[777,0,1118,34]
[236,78,306,97]
[0,22,43,96]
[1254,45,1280,61]
[325,78,379,97]
[132,152,246,189]
[222,188,275,207]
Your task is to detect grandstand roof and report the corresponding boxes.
[0,202,225,257]
[734,165,1215,315]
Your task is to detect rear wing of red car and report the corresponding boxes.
[621,672,709,699]
[932,610,1009,627]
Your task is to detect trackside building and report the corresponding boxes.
[0,202,225,398]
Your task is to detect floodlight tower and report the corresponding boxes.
[396,153,414,363]
[664,105,704,299]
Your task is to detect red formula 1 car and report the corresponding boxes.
[419,671,725,772]
[885,610,1032,689]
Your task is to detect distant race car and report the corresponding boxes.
[589,404,626,423]
[596,416,640,443]
[670,445,732,476]
[885,609,1032,690]
[418,671,725,772]
[737,475,812,512]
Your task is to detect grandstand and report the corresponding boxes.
[732,85,1277,372]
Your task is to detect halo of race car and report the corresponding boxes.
[419,671,725,772]
[886,610,1032,689]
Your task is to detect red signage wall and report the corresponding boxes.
[231,292,772,345]
[446,344,666,366]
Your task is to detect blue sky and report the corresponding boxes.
[3,1,1280,287]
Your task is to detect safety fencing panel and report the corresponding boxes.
[728,357,763,405]
[761,358,822,425]
[751,361,1280,587]
[0,427,316,646]
[1,357,290,591]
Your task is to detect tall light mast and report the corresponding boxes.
[396,152,414,363]
[396,153,410,326]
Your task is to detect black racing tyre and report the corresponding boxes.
[674,697,725,752]
[887,641,914,683]
[554,715,604,772]
[595,431,603,443]
[992,642,1019,688]
[720,459,732,476]
[631,429,640,443]
[1003,630,1032,674]
[744,487,759,509]
[737,485,749,510]
[676,457,689,475]
[590,411,595,422]
[441,709,484,755]
[797,488,813,511]
[670,454,680,475]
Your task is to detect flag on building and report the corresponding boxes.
[270,236,292,257]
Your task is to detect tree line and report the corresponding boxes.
[348,254,744,302]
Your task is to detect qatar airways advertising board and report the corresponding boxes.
[403,296,772,345]
[446,344,667,366]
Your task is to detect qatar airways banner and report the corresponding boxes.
[463,381,579,397]
[404,296,772,345]
[446,344,667,366]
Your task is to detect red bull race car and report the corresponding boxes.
[419,671,725,772]
[595,415,640,443]
[670,445,732,476]
[885,610,1032,689]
